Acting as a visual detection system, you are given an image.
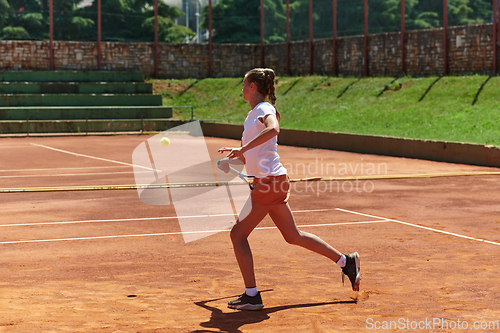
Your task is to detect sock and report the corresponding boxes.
[245,287,258,297]
[336,254,346,268]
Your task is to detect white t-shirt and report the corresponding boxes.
[241,102,287,178]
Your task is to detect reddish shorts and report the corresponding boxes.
[251,174,290,206]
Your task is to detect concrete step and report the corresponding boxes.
[0,119,176,135]
[0,106,173,120]
[0,71,144,82]
[0,94,162,107]
[0,82,153,94]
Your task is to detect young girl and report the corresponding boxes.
[218,68,360,311]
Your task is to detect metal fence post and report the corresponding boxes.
[333,0,337,75]
[309,0,313,74]
[260,0,265,67]
[154,0,159,78]
[443,0,448,75]
[97,0,101,70]
[364,0,369,76]
[494,0,498,74]
[286,0,290,75]
[401,0,405,75]
[208,0,213,77]
[49,0,54,70]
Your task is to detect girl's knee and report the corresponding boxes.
[283,230,304,245]
[229,227,238,243]
[230,226,247,243]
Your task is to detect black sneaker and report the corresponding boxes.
[228,292,264,311]
[341,252,360,291]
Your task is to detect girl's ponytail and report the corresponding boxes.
[246,68,281,122]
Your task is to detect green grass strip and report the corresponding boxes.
[149,75,500,147]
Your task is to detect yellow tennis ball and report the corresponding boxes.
[160,137,170,147]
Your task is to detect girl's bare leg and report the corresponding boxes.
[269,203,342,262]
[230,200,272,288]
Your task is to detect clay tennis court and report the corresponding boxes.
[1,134,499,332]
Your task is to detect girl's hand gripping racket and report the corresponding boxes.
[217,160,255,190]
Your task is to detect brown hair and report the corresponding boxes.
[245,68,281,122]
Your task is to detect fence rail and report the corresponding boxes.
[1,0,499,77]
[41,0,500,76]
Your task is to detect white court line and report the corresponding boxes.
[30,143,156,172]
[0,221,387,245]
[1,214,229,228]
[0,209,391,244]
[0,209,334,228]
[0,166,130,173]
[336,208,500,247]
[253,220,391,230]
[0,221,389,244]
[0,171,148,179]
[3,208,497,246]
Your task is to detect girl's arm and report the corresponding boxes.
[217,154,245,172]
[218,114,279,160]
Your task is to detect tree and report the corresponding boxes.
[200,0,496,43]
[451,0,492,25]
[2,26,30,39]
[0,0,10,27]
[0,0,193,42]
[263,0,287,42]
[77,0,193,42]
[141,13,195,43]
[0,0,46,40]
[200,0,259,43]
[1,0,496,42]
[289,0,313,40]
[142,3,195,43]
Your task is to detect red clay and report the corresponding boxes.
[0,135,499,332]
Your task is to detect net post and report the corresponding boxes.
[26,110,30,137]
[141,108,144,133]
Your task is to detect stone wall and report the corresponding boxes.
[0,40,52,70]
[0,23,497,78]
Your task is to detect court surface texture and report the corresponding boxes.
[1,135,499,332]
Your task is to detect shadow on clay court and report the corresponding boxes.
[192,290,356,333]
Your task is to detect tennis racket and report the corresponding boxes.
[217,161,255,190]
